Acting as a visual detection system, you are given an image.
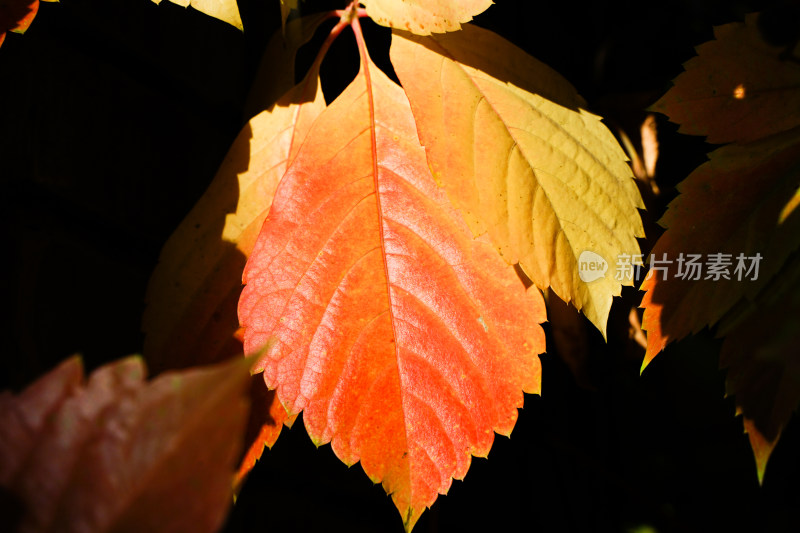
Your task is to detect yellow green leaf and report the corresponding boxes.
[391,24,645,335]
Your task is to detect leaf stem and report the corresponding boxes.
[310,11,353,71]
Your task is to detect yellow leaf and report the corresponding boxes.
[640,126,800,368]
[391,24,645,335]
[152,0,243,30]
[362,0,492,35]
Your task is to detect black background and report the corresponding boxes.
[1,1,798,532]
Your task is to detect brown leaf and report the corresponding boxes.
[641,126,800,368]
[651,13,800,144]
[718,255,800,484]
[0,355,252,533]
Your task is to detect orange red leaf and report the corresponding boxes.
[238,37,545,531]
[718,257,800,484]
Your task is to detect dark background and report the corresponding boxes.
[1,1,798,532]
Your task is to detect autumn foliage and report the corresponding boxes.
[2,1,799,532]
[640,12,800,484]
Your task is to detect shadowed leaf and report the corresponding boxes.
[279,0,298,34]
[245,11,330,117]
[0,356,252,533]
[143,69,325,374]
[640,127,800,368]
[651,13,800,144]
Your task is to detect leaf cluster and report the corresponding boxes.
[2,1,798,532]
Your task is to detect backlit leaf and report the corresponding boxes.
[152,0,243,30]
[391,24,645,336]
[640,127,800,368]
[362,0,492,35]
[651,13,800,144]
[238,47,546,531]
[0,355,252,533]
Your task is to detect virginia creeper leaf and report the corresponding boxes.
[362,0,492,35]
[152,0,243,30]
[238,47,546,531]
[143,69,325,374]
[651,13,800,144]
[643,10,800,483]
[640,126,800,368]
[391,24,645,336]
[0,355,252,533]
[718,256,800,484]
